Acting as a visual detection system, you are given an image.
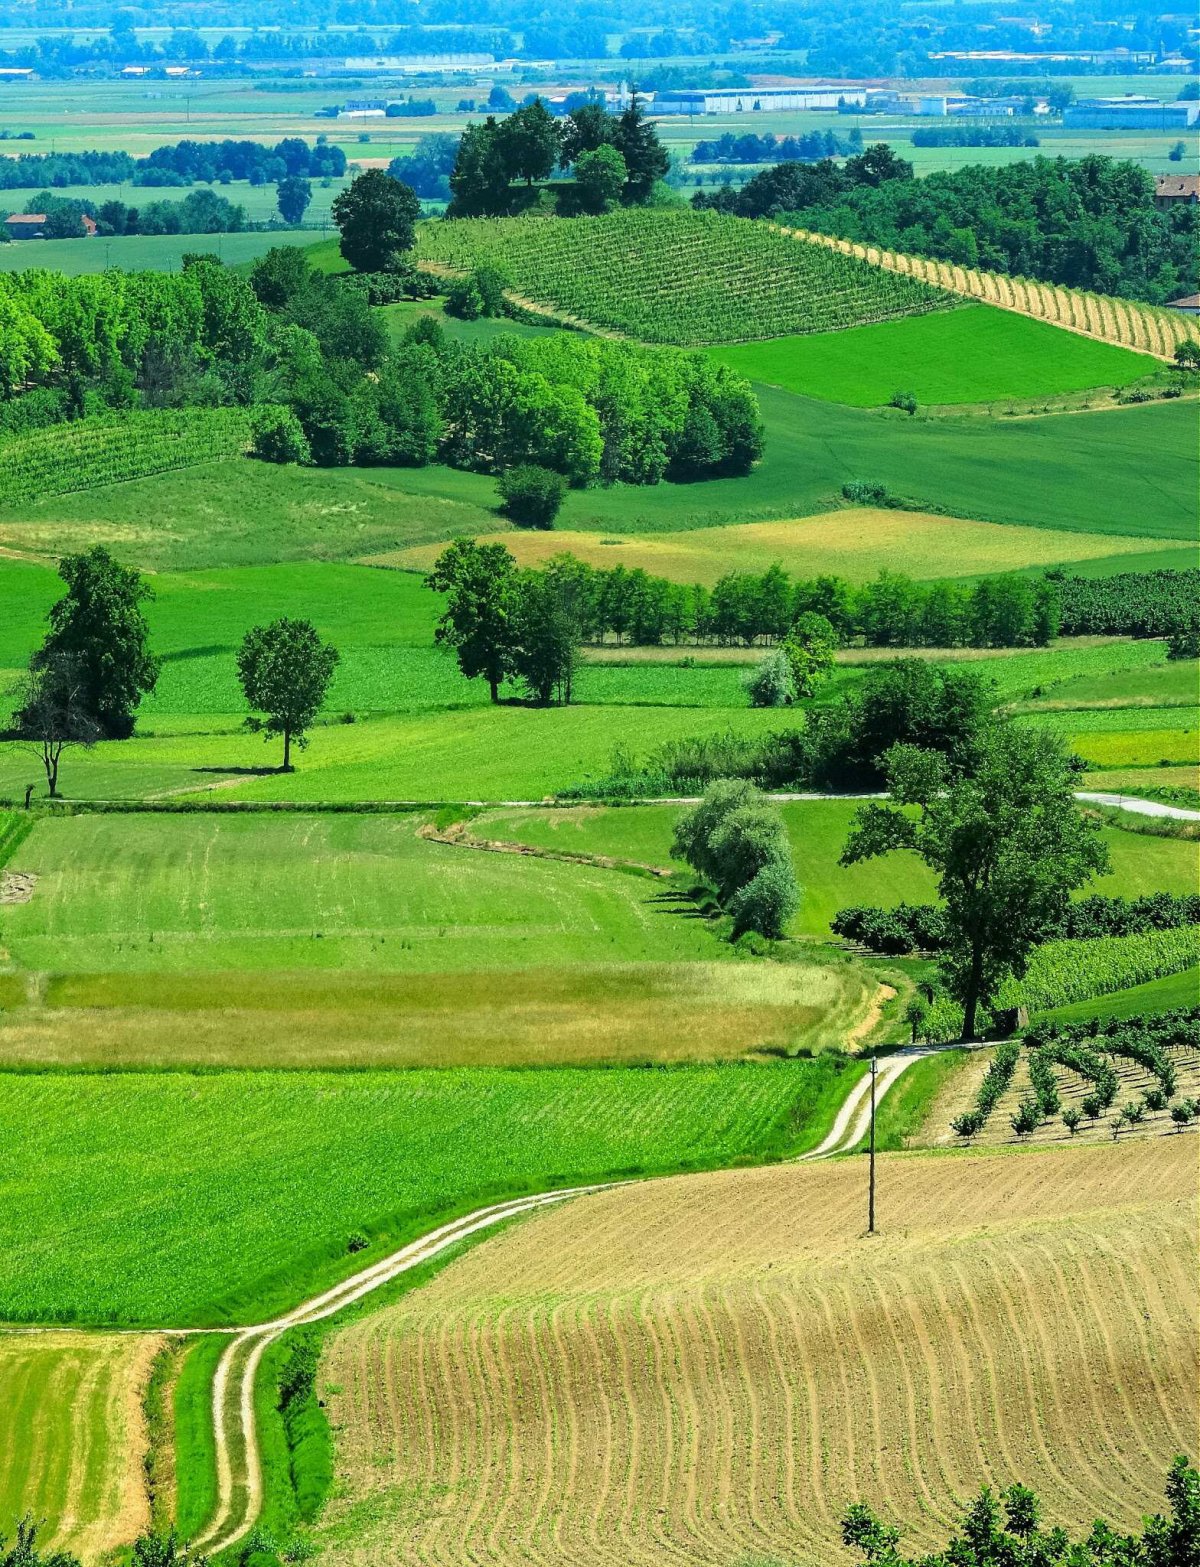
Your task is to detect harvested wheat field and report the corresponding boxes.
[317,1138,1198,1567]
[0,1331,162,1559]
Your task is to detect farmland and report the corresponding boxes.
[417,209,948,344]
[707,303,1161,407]
[316,1136,1197,1566]
[0,1332,161,1557]
[0,229,316,275]
[0,112,1195,1567]
[0,1058,858,1325]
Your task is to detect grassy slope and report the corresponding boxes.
[472,802,1200,937]
[0,1056,858,1326]
[0,391,1193,571]
[389,508,1179,586]
[173,1335,226,1539]
[708,303,1160,407]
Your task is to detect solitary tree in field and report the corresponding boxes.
[10,652,99,797]
[332,170,420,272]
[841,726,1108,1040]
[237,618,339,771]
[426,538,519,703]
[277,174,312,225]
[30,546,159,739]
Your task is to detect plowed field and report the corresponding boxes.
[319,1139,1198,1566]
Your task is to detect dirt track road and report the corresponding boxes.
[191,1044,935,1555]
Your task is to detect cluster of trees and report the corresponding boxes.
[4,187,253,241]
[427,540,590,706]
[448,97,669,216]
[844,1455,1199,1565]
[768,153,1200,305]
[531,559,1061,651]
[6,547,340,793]
[387,133,460,200]
[672,780,801,939]
[692,143,913,219]
[252,269,761,487]
[691,130,855,165]
[833,890,1200,956]
[1055,567,1200,639]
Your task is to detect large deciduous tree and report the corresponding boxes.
[276,174,312,225]
[237,617,339,771]
[332,170,420,273]
[840,726,1109,1039]
[426,538,519,704]
[30,546,159,739]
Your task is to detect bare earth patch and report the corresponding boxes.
[0,871,36,904]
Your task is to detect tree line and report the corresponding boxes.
[6,546,340,794]
[691,130,856,166]
[0,135,346,190]
[2,187,253,241]
[0,244,762,495]
[769,153,1198,306]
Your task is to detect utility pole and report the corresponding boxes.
[867,1051,877,1236]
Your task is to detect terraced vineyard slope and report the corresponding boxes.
[318,1136,1196,1566]
[780,225,1200,360]
[417,210,947,344]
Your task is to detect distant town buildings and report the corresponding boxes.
[1063,95,1200,129]
[649,86,868,114]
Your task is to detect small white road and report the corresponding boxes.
[1074,790,1200,823]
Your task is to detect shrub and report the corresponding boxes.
[1062,1106,1081,1135]
[1010,1097,1041,1138]
[445,276,483,319]
[841,478,891,505]
[743,648,796,708]
[889,389,918,415]
[251,405,312,465]
[497,463,567,528]
[1171,1102,1194,1130]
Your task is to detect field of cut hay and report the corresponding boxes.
[0,1331,161,1557]
[390,506,1182,586]
[317,1137,1197,1567]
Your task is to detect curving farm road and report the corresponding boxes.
[189,1047,939,1555]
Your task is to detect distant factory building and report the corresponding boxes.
[650,85,868,115]
[1063,96,1199,129]
[334,53,492,75]
[917,94,1016,116]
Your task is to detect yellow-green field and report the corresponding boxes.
[385,506,1182,586]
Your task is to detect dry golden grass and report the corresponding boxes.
[317,1138,1197,1567]
[384,507,1178,586]
[0,1331,162,1560]
[0,961,871,1069]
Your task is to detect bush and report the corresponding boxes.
[497,464,567,528]
[889,389,918,415]
[841,478,891,505]
[728,857,801,939]
[250,405,312,465]
[743,648,796,708]
[445,276,483,319]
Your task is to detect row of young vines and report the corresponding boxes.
[418,209,947,345]
[779,224,1200,361]
[0,406,255,506]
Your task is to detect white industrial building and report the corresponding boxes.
[650,85,868,115]
[917,94,1016,116]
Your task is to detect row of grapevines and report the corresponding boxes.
[418,209,947,345]
[0,406,255,506]
[998,926,1200,1012]
[782,223,1200,360]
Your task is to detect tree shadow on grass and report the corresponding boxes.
[189,765,283,778]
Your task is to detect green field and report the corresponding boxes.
[708,304,1161,407]
[0,388,1193,572]
[0,1058,858,1325]
[0,228,317,274]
